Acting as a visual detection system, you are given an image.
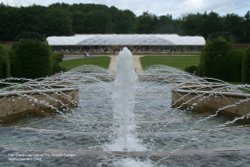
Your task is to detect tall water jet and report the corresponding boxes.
[105,47,145,151]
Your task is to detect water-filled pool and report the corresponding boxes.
[1,74,250,167]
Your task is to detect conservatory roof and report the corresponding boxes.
[47,34,205,46]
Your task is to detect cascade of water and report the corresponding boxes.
[1,59,250,166]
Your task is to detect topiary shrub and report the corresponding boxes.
[242,47,250,83]
[0,45,10,79]
[227,49,243,82]
[52,52,65,73]
[184,65,199,75]
[11,40,52,78]
[200,38,233,81]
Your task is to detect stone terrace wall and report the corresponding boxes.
[0,88,79,123]
[172,89,250,118]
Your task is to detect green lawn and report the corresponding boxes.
[1,43,12,50]
[60,56,111,71]
[60,54,200,71]
[140,54,200,70]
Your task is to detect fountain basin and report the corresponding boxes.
[172,85,250,119]
[0,87,79,123]
[2,145,250,160]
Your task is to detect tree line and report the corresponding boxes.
[0,3,250,43]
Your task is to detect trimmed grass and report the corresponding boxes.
[0,43,12,49]
[140,54,200,70]
[0,43,12,53]
[60,56,111,71]
[60,54,200,71]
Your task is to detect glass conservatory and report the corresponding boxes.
[47,34,205,54]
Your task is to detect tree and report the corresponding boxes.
[155,14,176,33]
[1,3,250,43]
[203,12,224,38]
[45,8,73,36]
[15,6,47,36]
[223,14,244,42]
[181,13,204,35]
[135,12,158,33]
[243,11,250,42]
[84,10,112,33]
[0,5,19,41]
[207,32,235,42]
[110,7,136,33]
[11,40,52,78]
[123,10,137,33]
[72,11,87,33]
[15,32,45,41]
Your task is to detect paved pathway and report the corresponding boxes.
[108,55,143,74]
[133,55,143,74]
[108,56,117,74]
[63,54,144,74]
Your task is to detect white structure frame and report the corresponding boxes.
[47,34,205,54]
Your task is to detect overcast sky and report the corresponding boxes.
[1,0,249,18]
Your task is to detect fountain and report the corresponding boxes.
[0,77,79,123]
[104,47,145,152]
[0,48,250,166]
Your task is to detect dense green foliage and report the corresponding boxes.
[184,65,199,75]
[181,12,250,43]
[227,49,243,82]
[60,56,111,70]
[0,3,249,43]
[200,38,232,81]
[242,48,250,83]
[0,45,10,78]
[11,40,52,78]
[52,52,65,73]
[200,38,243,82]
[140,55,200,70]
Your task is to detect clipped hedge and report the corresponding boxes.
[242,48,250,83]
[200,38,232,81]
[0,45,10,79]
[200,37,245,82]
[52,52,65,73]
[184,65,199,75]
[11,40,52,78]
[227,49,243,82]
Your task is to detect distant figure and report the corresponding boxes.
[84,52,90,57]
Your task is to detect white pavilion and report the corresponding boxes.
[47,34,205,54]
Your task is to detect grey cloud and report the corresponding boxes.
[0,0,249,18]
